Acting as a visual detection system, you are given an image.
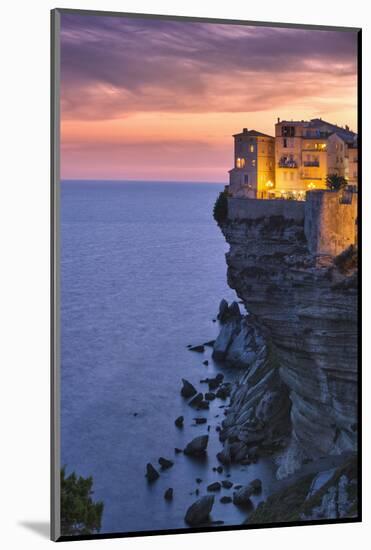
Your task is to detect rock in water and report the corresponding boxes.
[207,482,221,492]
[233,486,255,507]
[164,488,173,500]
[184,435,209,456]
[215,383,231,399]
[194,417,207,424]
[189,345,205,353]
[184,495,214,526]
[221,480,233,489]
[203,340,215,347]
[158,457,174,469]
[228,301,241,319]
[181,379,197,398]
[212,320,238,361]
[248,478,262,494]
[188,393,203,407]
[217,442,231,465]
[175,415,184,428]
[146,463,159,482]
[205,392,216,401]
[208,377,221,390]
[218,299,229,321]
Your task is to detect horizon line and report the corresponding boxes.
[60,178,228,184]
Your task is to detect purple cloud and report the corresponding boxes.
[60,13,358,120]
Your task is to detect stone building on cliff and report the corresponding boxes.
[228,128,275,199]
[228,118,358,200]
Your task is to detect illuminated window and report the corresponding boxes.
[250,144,254,153]
[236,157,245,168]
[252,159,256,167]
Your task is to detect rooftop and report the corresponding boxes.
[233,128,274,139]
[276,117,356,140]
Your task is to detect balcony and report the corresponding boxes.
[278,159,298,168]
[303,161,320,167]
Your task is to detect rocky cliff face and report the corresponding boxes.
[217,214,358,479]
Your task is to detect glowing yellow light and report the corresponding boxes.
[265,180,274,188]
[307,182,316,189]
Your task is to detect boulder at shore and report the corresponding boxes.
[181,379,197,398]
[175,415,184,428]
[233,485,256,507]
[207,481,221,492]
[158,457,174,469]
[184,495,214,526]
[184,435,209,456]
[164,488,173,500]
[189,345,205,353]
[145,463,159,482]
[188,392,204,407]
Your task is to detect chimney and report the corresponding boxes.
[277,117,280,123]
[243,128,248,133]
[345,124,349,131]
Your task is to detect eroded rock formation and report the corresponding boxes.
[216,213,358,479]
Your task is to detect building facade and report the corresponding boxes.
[228,119,358,201]
[327,133,358,187]
[275,118,357,198]
[228,128,275,199]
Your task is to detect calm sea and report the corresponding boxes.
[60,181,276,534]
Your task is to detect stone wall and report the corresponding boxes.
[228,190,357,257]
[228,197,305,222]
[304,190,357,256]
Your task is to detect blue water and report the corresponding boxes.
[60,181,276,535]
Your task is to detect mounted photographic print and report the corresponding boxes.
[51,8,361,541]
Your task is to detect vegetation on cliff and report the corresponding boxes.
[61,467,104,536]
[326,173,348,191]
[213,190,228,225]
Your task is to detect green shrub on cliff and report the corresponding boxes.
[326,173,347,191]
[61,467,104,536]
[213,190,228,225]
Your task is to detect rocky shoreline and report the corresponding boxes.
[142,208,357,527]
[144,291,357,526]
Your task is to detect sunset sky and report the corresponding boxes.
[60,13,358,182]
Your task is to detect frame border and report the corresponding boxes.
[51,8,362,542]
